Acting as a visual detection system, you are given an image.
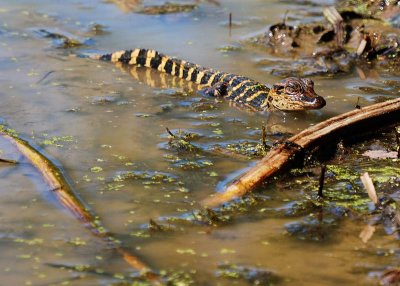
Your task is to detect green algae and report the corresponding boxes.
[216,262,281,285]
[137,2,197,15]
[113,170,179,184]
[41,134,74,147]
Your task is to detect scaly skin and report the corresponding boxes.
[94,48,326,111]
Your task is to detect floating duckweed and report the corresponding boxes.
[113,170,179,185]
[69,237,86,246]
[173,159,214,170]
[220,248,236,254]
[113,273,125,280]
[14,238,43,245]
[42,223,54,228]
[41,135,74,147]
[17,254,31,259]
[130,231,150,238]
[106,183,124,191]
[222,140,268,158]
[90,166,103,173]
[176,248,196,255]
[327,165,359,182]
[82,175,91,182]
[212,129,223,135]
[177,187,190,193]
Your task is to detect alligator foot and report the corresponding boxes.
[200,82,228,97]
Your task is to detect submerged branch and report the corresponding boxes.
[0,157,18,164]
[0,130,162,284]
[202,98,400,208]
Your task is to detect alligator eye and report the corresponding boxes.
[304,78,314,87]
[285,86,295,94]
[285,83,300,94]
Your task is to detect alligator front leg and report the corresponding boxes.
[199,82,229,97]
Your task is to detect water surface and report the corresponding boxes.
[0,0,398,285]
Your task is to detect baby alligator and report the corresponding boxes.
[92,48,326,111]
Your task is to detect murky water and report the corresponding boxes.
[0,0,399,285]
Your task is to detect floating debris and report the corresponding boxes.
[34,28,89,48]
[216,263,281,285]
[137,2,197,15]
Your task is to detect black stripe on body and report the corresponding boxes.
[136,49,147,66]
[100,54,112,61]
[119,50,132,64]
[248,92,269,107]
[173,59,182,76]
[230,76,248,88]
[190,69,199,82]
[229,81,253,99]
[236,84,264,102]
[150,52,162,69]
[200,72,211,85]
[211,72,224,86]
[221,73,235,84]
[164,59,173,74]
[182,64,189,79]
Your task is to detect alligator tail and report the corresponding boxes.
[95,48,224,86]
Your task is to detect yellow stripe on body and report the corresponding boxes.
[219,73,229,83]
[233,85,254,101]
[196,71,205,84]
[158,56,169,72]
[145,50,156,67]
[228,76,238,86]
[232,79,252,92]
[260,98,271,109]
[129,49,140,65]
[178,61,187,79]
[186,67,195,81]
[207,72,218,86]
[171,61,177,76]
[111,50,125,63]
[246,90,264,102]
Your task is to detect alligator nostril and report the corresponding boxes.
[316,96,326,108]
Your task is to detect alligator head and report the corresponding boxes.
[268,77,326,111]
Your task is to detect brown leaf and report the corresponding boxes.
[363,150,398,159]
[360,172,378,205]
[359,225,375,243]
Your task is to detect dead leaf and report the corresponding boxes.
[363,150,398,159]
[360,172,378,205]
[359,225,375,243]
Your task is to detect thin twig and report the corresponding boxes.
[229,12,232,37]
[36,70,55,84]
[166,127,176,138]
[318,164,326,198]
[0,157,18,164]
[262,126,267,150]
[395,127,400,159]
[283,10,289,25]
[355,97,361,109]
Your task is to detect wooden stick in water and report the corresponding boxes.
[0,130,163,284]
[202,98,400,208]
